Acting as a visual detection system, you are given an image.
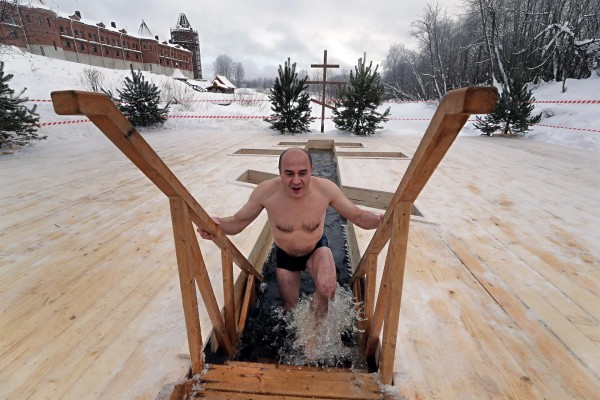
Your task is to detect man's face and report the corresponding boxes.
[279,150,312,198]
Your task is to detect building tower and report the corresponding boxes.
[170,13,202,79]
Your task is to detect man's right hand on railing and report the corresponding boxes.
[198,217,220,241]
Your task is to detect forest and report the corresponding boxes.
[382,0,599,100]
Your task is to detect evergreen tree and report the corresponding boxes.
[117,66,168,127]
[264,58,314,134]
[332,57,390,136]
[0,61,43,148]
[474,77,542,136]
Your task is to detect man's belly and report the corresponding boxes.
[273,230,324,257]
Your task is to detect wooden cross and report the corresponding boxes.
[307,50,347,132]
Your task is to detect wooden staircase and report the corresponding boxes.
[50,87,496,400]
[157,361,386,399]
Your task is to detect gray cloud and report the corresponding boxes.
[46,0,461,78]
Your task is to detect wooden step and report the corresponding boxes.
[158,361,386,399]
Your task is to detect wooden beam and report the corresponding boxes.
[352,86,497,280]
[310,98,335,110]
[50,90,263,283]
[168,197,204,375]
[237,274,255,336]
[379,202,411,385]
[221,248,236,345]
[365,243,394,358]
[187,221,235,357]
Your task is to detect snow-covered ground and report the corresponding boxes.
[2,47,599,400]
[3,47,599,152]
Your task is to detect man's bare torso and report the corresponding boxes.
[258,177,332,257]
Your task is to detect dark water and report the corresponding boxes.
[231,149,361,366]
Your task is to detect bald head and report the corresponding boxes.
[278,148,312,172]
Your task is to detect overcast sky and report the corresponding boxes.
[42,0,463,79]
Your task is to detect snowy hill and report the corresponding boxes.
[3,47,599,151]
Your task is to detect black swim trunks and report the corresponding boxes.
[275,234,330,272]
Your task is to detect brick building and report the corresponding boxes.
[0,2,196,79]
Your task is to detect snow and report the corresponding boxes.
[1,46,598,399]
[3,48,597,152]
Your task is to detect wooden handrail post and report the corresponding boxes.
[365,239,394,358]
[364,254,377,322]
[379,202,411,384]
[169,197,204,375]
[221,248,236,345]
[187,221,235,357]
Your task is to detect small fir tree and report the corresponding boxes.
[0,61,44,148]
[117,66,168,127]
[332,57,390,136]
[474,77,542,136]
[264,58,314,134]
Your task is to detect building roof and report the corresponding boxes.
[174,13,193,31]
[137,20,153,39]
[214,75,236,89]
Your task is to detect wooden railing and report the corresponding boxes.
[51,91,264,376]
[351,86,498,384]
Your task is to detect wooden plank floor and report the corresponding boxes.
[188,361,383,399]
[1,126,599,399]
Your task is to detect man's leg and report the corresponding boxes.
[276,268,301,311]
[306,246,336,317]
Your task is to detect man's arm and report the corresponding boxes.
[198,184,266,239]
[325,179,383,230]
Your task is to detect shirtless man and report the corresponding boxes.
[199,148,382,315]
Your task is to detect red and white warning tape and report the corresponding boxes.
[38,119,90,127]
[534,124,600,133]
[534,99,600,104]
[167,115,267,119]
[35,116,599,133]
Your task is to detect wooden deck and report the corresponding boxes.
[1,128,599,399]
[156,361,386,399]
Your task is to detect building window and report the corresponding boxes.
[101,36,105,43]
[47,17,51,26]
[143,44,146,50]
[113,38,117,45]
[8,31,18,39]
[105,48,109,55]
[26,15,31,23]
[80,43,85,50]
[65,41,71,48]
[74,29,78,36]
[92,45,97,53]
[116,50,120,56]
[59,26,64,33]
[37,16,42,25]
[93,34,97,41]
[126,52,129,59]
[88,32,92,39]
[53,41,57,50]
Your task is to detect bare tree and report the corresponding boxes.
[233,61,244,86]
[213,54,234,79]
[78,67,105,92]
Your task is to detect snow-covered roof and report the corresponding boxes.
[137,20,153,39]
[171,69,187,80]
[174,13,193,31]
[214,75,236,89]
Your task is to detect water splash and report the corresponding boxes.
[278,285,366,369]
